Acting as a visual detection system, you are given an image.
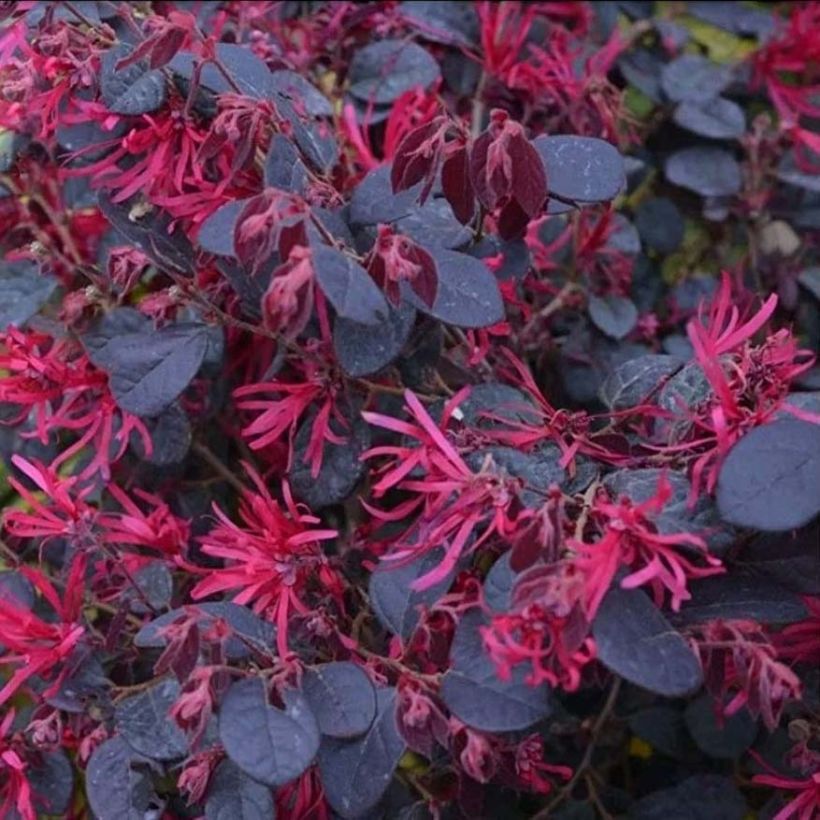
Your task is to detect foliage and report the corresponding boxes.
[0,1,818,818]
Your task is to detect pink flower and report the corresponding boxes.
[189,464,340,657]
[571,473,723,619]
[690,619,802,730]
[482,563,595,691]
[3,456,95,545]
[0,559,86,707]
[514,734,572,795]
[99,483,190,559]
[363,389,521,590]
[776,597,820,665]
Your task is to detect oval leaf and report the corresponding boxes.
[333,301,417,378]
[628,774,746,820]
[134,601,275,659]
[312,244,389,325]
[115,678,188,761]
[86,737,157,820]
[593,587,703,697]
[673,97,746,140]
[588,294,638,340]
[302,662,377,738]
[533,135,625,203]
[205,759,275,820]
[85,322,209,418]
[198,200,249,257]
[599,354,683,410]
[665,147,742,197]
[0,260,57,329]
[219,678,319,787]
[101,44,167,115]
[317,688,406,819]
[28,748,74,816]
[369,547,456,640]
[716,419,820,531]
[440,610,552,732]
[348,40,440,105]
[660,54,732,103]
[403,248,503,328]
[672,571,807,626]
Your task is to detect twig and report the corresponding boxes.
[532,676,622,819]
[192,441,246,494]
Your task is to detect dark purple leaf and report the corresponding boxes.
[270,69,332,117]
[317,688,406,819]
[588,294,638,339]
[333,300,417,378]
[665,147,742,197]
[84,322,210,418]
[440,610,552,732]
[289,414,370,508]
[348,40,440,105]
[739,523,820,594]
[141,402,192,466]
[533,135,625,203]
[603,468,731,554]
[28,749,74,816]
[671,572,807,626]
[599,354,683,410]
[350,165,424,226]
[468,236,530,281]
[98,193,196,277]
[312,244,389,325]
[85,737,158,820]
[634,197,684,254]
[716,419,820,531]
[441,145,475,224]
[618,49,664,101]
[115,678,188,761]
[135,602,275,659]
[0,260,57,328]
[198,200,250,257]
[400,1,479,46]
[0,570,34,609]
[684,695,757,760]
[687,1,774,38]
[660,54,732,103]
[101,44,167,116]
[125,561,173,614]
[593,587,703,697]
[627,774,746,820]
[264,134,309,194]
[673,97,746,140]
[483,552,516,613]
[283,107,339,174]
[204,759,274,820]
[393,198,471,249]
[0,129,22,171]
[302,662,377,738]
[80,307,149,362]
[27,1,103,25]
[45,653,110,714]
[403,248,504,328]
[369,547,456,640]
[219,678,319,787]
[168,44,272,99]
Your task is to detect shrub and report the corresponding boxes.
[0,2,818,818]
